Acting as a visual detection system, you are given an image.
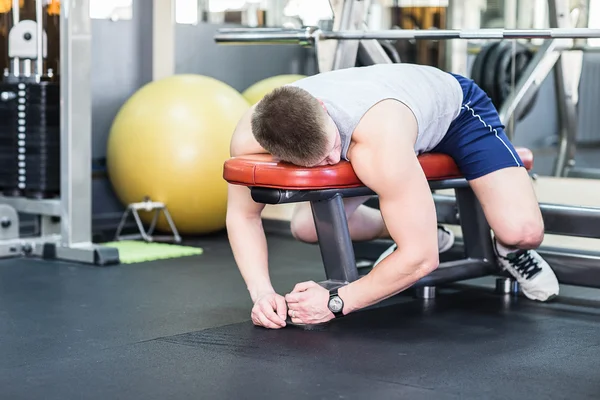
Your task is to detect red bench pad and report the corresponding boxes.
[224,147,533,190]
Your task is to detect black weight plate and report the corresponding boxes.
[470,41,499,99]
[481,41,514,108]
[495,42,533,104]
[486,41,537,120]
[497,46,537,120]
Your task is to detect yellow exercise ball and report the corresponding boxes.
[106,74,250,235]
[242,74,306,105]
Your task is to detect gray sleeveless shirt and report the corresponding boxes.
[289,64,464,160]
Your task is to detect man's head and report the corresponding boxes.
[251,85,341,167]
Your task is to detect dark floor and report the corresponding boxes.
[1,233,600,399]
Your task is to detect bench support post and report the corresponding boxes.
[455,187,496,262]
[311,194,359,284]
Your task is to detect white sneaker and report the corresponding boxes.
[494,239,559,302]
[373,225,455,266]
[437,225,455,253]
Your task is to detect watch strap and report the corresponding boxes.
[328,287,345,317]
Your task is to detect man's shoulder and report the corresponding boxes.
[356,100,417,132]
[348,99,418,152]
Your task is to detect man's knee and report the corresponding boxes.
[290,205,318,243]
[495,218,544,249]
[290,219,318,243]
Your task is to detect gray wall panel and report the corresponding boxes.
[175,23,316,93]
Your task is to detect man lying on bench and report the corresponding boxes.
[225,63,559,329]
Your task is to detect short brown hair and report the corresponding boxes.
[251,85,329,166]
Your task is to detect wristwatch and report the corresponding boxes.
[328,287,345,318]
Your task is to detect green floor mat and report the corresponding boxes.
[103,240,204,264]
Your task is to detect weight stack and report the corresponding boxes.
[0,81,61,198]
[0,82,22,196]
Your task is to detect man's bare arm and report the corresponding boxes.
[226,184,275,301]
[226,104,275,301]
[338,112,440,314]
[226,105,290,328]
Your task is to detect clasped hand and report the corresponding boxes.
[251,281,334,329]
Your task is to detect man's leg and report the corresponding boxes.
[290,196,388,243]
[438,73,559,301]
[468,166,559,301]
[291,197,455,260]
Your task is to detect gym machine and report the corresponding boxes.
[0,0,118,265]
[315,0,395,71]
[488,0,587,178]
[215,0,600,294]
[216,0,397,73]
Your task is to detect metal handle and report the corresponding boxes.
[215,27,317,46]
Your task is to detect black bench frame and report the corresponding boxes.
[251,177,501,292]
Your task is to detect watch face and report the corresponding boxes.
[329,296,343,312]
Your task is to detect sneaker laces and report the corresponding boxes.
[505,250,542,280]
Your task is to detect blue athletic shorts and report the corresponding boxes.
[430,73,524,181]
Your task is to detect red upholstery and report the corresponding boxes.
[223,147,533,190]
